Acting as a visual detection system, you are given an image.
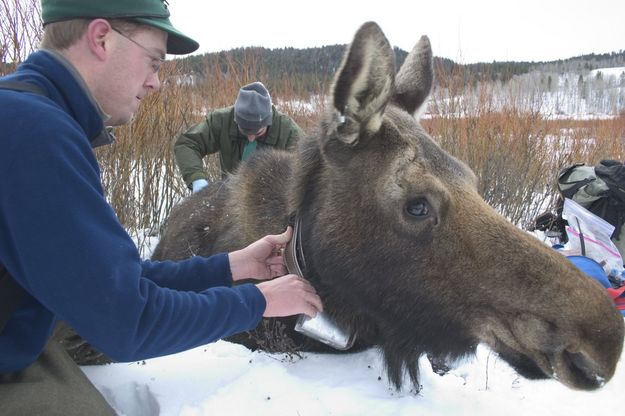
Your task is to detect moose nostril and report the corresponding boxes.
[563,350,605,388]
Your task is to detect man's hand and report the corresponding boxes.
[228,227,292,281]
[257,274,323,318]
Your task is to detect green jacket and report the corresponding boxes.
[174,105,302,187]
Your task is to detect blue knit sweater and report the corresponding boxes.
[0,50,266,373]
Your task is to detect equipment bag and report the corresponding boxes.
[557,160,625,259]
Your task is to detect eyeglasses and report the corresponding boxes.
[111,27,165,74]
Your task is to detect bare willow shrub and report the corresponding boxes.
[271,71,328,132]
[0,0,42,75]
[96,61,195,251]
[427,64,555,226]
[425,63,625,229]
[562,117,625,163]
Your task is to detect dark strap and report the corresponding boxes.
[574,218,586,257]
[0,79,46,332]
[558,163,592,199]
[0,80,47,96]
[560,177,596,200]
[0,266,24,332]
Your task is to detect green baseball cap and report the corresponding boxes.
[41,0,199,55]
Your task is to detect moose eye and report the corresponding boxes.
[405,199,431,219]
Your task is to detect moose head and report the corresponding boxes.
[153,22,624,392]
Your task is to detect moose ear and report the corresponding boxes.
[331,21,395,144]
[392,35,433,116]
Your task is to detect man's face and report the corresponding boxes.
[238,126,268,142]
[100,24,167,126]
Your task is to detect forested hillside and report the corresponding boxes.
[172,45,625,94]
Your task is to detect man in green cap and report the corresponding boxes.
[175,81,303,192]
[0,1,322,414]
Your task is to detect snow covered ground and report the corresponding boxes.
[79,218,625,416]
[83,337,625,416]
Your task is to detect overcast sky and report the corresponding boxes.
[170,0,624,64]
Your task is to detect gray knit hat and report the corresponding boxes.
[234,82,273,132]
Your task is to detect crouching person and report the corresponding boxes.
[0,1,321,415]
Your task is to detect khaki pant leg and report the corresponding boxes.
[0,339,116,416]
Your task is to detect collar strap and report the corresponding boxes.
[285,213,307,277]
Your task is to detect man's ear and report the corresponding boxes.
[85,19,113,61]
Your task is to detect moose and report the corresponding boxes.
[153,22,624,391]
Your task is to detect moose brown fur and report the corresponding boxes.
[153,22,624,391]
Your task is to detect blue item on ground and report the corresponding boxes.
[566,255,612,288]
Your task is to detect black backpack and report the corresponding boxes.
[594,160,625,236]
[558,160,625,241]
[533,160,625,259]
